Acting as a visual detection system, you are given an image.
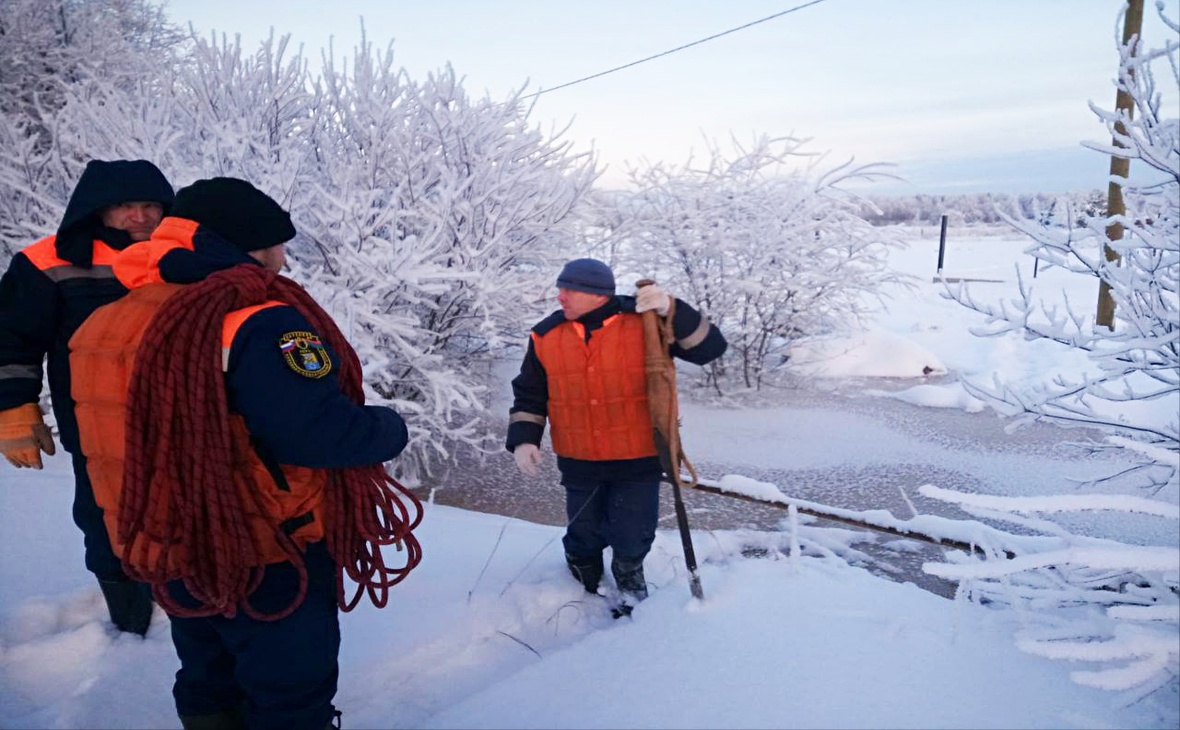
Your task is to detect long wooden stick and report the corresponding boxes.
[638,279,704,599]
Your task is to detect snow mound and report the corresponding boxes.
[786,329,948,378]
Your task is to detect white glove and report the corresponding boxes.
[513,443,543,477]
[635,284,671,316]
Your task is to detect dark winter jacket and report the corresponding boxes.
[506,295,726,480]
[0,160,173,453]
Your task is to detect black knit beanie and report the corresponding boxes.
[171,177,296,252]
[556,258,615,295]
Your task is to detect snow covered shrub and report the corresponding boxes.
[920,485,1179,702]
[0,0,181,147]
[948,4,1179,496]
[36,28,318,204]
[594,136,908,391]
[163,31,319,195]
[294,36,598,480]
[0,0,183,258]
[1,15,599,480]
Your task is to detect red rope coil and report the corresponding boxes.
[121,264,422,620]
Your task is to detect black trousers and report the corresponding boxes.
[69,452,125,580]
[168,542,341,730]
[561,471,660,564]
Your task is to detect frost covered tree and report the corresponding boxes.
[0,16,599,479]
[0,0,181,138]
[597,136,908,391]
[23,28,318,198]
[948,3,1179,495]
[291,37,599,479]
[163,31,318,195]
[0,0,183,256]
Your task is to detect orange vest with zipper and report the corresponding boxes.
[532,313,656,461]
[69,281,327,574]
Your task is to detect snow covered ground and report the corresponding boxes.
[1,226,1177,728]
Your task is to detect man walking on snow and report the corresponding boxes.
[506,258,725,609]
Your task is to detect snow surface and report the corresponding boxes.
[1,228,1177,728]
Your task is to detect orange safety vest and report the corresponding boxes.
[70,284,327,575]
[532,313,656,461]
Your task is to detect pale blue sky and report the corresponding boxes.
[162,0,1178,194]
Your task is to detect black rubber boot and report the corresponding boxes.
[565,553,604,594]
[179,707,247,730]
[611,556,648,601]
[97,577,153,636]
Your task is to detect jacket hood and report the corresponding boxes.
[55,160,174,267]
[113,217,264,290]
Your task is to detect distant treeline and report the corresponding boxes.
[856,190,1109,227]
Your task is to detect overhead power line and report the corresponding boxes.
[528,0,830,98]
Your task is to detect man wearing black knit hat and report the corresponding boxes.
[506,258,726,615]
[69,176,420,729]
[0,158,173,636]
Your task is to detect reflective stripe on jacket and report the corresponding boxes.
[0,236,130,452]
[531,313,656,461]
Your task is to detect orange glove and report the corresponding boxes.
[0,403,56,469]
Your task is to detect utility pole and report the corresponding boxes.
[1096,0,1144,330]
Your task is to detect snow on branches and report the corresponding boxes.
[946,3,1180,496]
[593,136,910,391]
[0,0,185,256]
[921,484,1178,701]
[0,18,599,481]
[290,36,598,481]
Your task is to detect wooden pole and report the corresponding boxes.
[637,279,705,600]
[1096,0,1144,330]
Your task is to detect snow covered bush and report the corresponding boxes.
[281,37,599,480]
[920,485,1179,702]
[0,0,183,257]
[594,136,908,391]
[0,0,181,146]
[0,18,599,480]
[948,4,1179,496]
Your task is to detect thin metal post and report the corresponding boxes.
[936,215,948,274]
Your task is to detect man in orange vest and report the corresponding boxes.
[507,258,726,611]
[0,159,173,635]
[69,177,416,729]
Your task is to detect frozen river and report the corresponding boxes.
[416,381,1158,599]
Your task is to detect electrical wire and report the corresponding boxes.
[527,0,830,98]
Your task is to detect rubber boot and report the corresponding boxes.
[97,577,153,636]
[611,556,648,601]
[565,553,604,594]
[179,707,247,730]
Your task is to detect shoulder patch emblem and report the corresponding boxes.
[278,331,332,378]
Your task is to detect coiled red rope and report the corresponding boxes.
[120,264,422,620]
